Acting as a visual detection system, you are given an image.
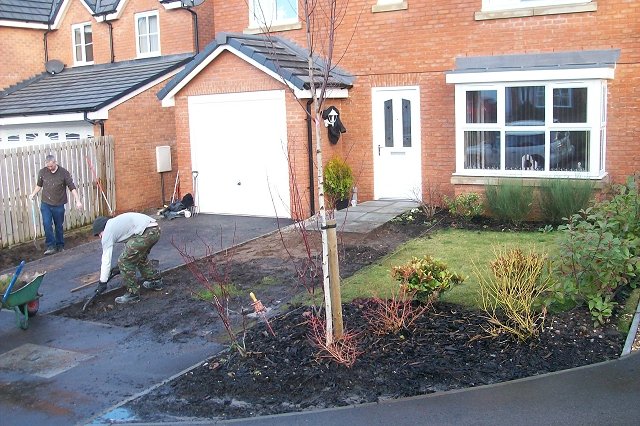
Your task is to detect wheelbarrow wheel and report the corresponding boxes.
[18,299,39,317]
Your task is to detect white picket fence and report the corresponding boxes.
[0,136,115,248]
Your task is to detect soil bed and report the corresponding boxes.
[42,211,631,421]
[127,302,621,423]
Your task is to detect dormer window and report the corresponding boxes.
[135,11,160,58]
[249,0,298,28]
[72,23,93,66]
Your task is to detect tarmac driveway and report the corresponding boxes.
[0,214,291,426]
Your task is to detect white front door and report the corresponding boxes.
[188,90,290,218]
[372,86,422,200]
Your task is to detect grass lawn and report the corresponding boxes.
[341,228,558,309]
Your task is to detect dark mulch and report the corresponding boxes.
[126,301,622,422]
[84,209,623,423]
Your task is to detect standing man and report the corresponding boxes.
[92,212,163,304]
[29,154,83,255]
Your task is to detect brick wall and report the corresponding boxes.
[3,0,638,215]
[0,27,45,89]
[203,0,639,205]
[103,80,178,213]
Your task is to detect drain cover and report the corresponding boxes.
[0,343,93,378]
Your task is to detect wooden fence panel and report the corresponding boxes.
[0,136,115,248]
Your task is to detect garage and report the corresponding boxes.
[188,90,291,218]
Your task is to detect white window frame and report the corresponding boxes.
[135,10,160,58]
[72,22,94,66]
[482,0,590,12]
[452,79,607,179]
[249,0,299,28]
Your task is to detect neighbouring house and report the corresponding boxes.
[0,0,213,213]
[2,0,639,222]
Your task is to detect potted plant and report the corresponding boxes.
[323,156,354,210]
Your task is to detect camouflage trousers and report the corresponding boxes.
[118,226,161,294]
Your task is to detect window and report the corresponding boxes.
[249,0,298,28]
[135,11,160,58]
[26,132,59,143]
[72,23,93,65]
[454,81,604,177]
[482,0,590,11]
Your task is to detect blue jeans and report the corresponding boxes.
[41,202,66,249]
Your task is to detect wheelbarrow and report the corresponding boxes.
[1,260,45,330]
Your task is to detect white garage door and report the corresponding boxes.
[188,90,291,218]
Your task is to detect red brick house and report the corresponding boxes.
[2,0,639,220]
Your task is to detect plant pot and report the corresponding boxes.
[336,198,349,211]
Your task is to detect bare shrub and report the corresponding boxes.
[172,228,249,357]
[476,247,553,342]
[307,312,361,367]
[363,285,435,335]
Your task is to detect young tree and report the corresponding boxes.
[252,0,359,343]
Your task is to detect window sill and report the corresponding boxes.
[475,2,597,21]
[451,173,608,188]
[372,1,408,13]
[136,52,161,59]
[244,22,302,35]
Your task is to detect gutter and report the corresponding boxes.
[84,112,105,137]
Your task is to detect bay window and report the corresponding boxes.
[447,50,619,180]
[456,81,604,177]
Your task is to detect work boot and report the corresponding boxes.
[142,278,163,291]
[44,247,56,255]
[115,292,140,304]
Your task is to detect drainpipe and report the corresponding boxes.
[43,24,52,63]
[183,7,200,54]
[306,99,315,215]
[93,12,116,63]
[84,112,105,136]
[106,21,114,63]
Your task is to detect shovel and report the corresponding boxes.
[81,266,120,311]
[30,200,41,249]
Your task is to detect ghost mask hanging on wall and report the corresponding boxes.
[322,106,346,144]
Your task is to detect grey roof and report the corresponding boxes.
[0,1,169,23]
[0,0,64,24]
[0,53,193,117]
[83,0,121,15]
[449,49,621,74]
[158,32,354,100]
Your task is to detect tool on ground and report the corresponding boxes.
[192,170,199,216]
[30,199,41,249]
[250,292,275,336]
[86,156,113,215]
[170,170,180,204]
[81,266,120,311]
